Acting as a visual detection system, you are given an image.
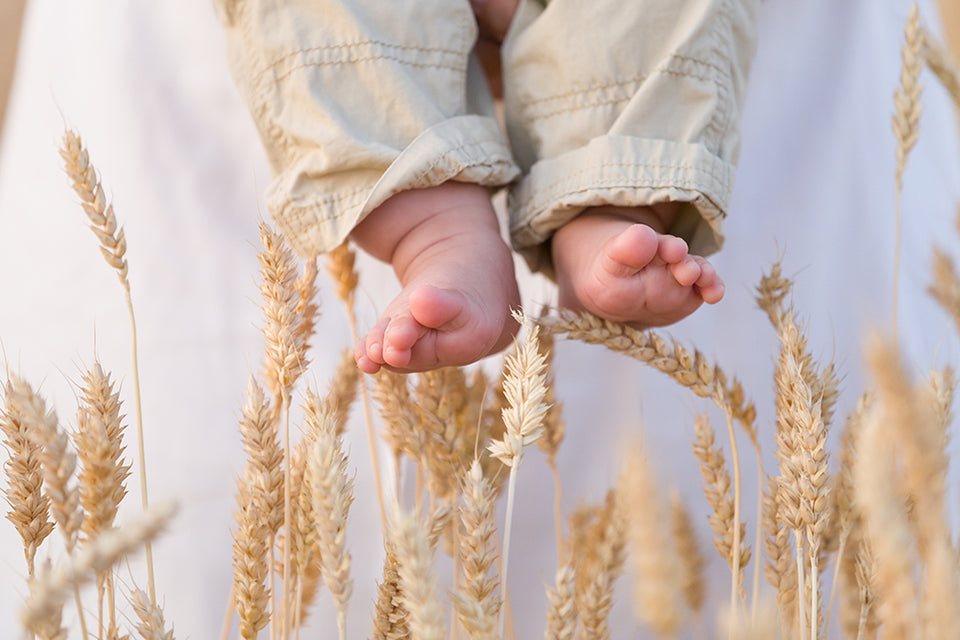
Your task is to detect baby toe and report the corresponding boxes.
[657,234,689,264]
[700,278,725,304]
[601,224,659,276]
[383,316,423,368]
[669,256,702,287]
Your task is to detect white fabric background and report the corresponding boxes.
[1,1,959,638]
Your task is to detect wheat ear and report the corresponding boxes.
[488,310,549,638]
[922,27,960,107]
[326,240,388,534]
[392,512,445,640]
[619,444,684,638]
[8,375,90,638]
[1,380,54,577]
[669,491,705,619]
[576,492,626,640]
[76,361,131,635]
[372,545,410,640]
[21,501,175,633]
[892,3,924,337]
[130,587,175,640]
[451,460,500,639]
[60,129,157,603]
[233,480,271,640]
[303,396,354,640]
[544,560,577,640]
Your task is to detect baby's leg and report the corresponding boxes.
[551,204,724,328]
[351,182,520,374]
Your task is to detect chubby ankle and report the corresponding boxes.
[350,182,499,270]
[575,202,681,234]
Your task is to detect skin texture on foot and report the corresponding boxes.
[551,205,725,328]
[350,182,521,374]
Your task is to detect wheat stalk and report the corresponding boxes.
[60,128,156,603]
[576,492,626,640]
[544,560,577,640]
[233,480,271,640]
[892,3,924,337]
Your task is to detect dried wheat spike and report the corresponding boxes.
[258,221,308,401]
[374,369,419,460]
[76,362,131,541]
[922,27,960,108]
[238,378,283,536]
[325,348,360,436]
[576,491,626,640]
[755,260,793,328]
[392,512,445,640]
[59,130,129,288]
[416,368,468,506]
[326,240,359,308]
[543,310,756,434]
[838,524,878,640]
[691,414,749,572]
[372,545,409,640]
[619,445,684,637]
[544,561,577,640]
[24,560,67,640]
[304,400,354,635]
[129,587,175,640]
[1,380,54,575]
[853,369,917,640]
[232,486,271,640]
[894,3,924,190]
[669,491,705,616]
[451,461,500,639]
[489,311,548,467]
[534,325,566,463]
[21,502,175,633]
[929,247,960,334]
[761,475,796,631]
[7,376,84,551]
[294,255,320,352]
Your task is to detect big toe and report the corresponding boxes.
[600,224,660,277]
[408,284,468,330]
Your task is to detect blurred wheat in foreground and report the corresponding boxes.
[5,4,960,639]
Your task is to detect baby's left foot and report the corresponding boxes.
[551,205,724,328]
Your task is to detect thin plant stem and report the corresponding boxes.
[346,308,388,533]
[125,288,156,604]
[73,585,89,640]
[893,188,903,341]
[269,539,278,640]
[549,459,564,562]
[810,551,819,640]
[295,576,303,640]
[750,442,764,622]
[108,570,117,636]
[499,463,520,640]
[219,584,234,640]
[281,391,293,640]
[796,535,807,640]
[823,529,850,637]
[856,602,871,640]
[97,581,104,640]
[721,409,743,638]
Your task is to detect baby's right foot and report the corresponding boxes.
[350,182,520,374]
[551,205,724,328]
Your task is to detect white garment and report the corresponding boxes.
[1,1,958,639]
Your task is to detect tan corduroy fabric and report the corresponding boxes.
[217,0,758,273]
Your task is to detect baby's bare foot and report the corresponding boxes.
[551,205,724,328]
[350,182,520,374]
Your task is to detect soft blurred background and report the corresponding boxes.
[2,1,960,639]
